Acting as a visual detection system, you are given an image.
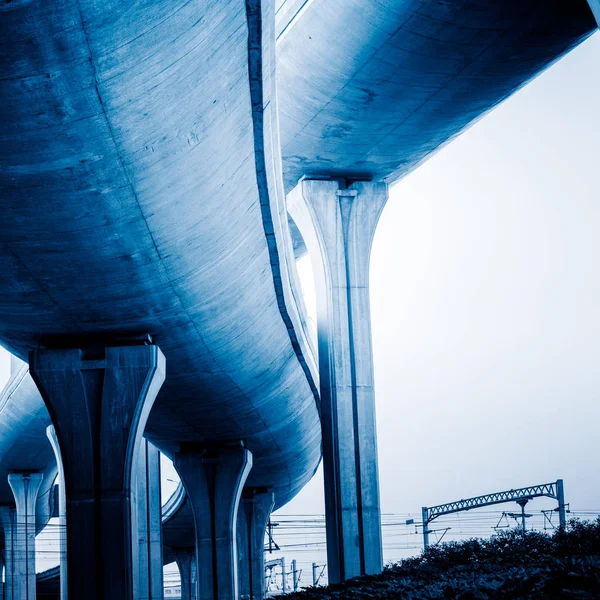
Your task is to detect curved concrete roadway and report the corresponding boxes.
[0,0,320,507]
[278,0,596,190]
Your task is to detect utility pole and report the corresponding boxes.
[516,499,530,533]
[421,507,430,550]
[291,559,300,592]
[281,557,287,594]
[557,479,566,528]
[312,563,318,586]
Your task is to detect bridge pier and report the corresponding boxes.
[174,444,252,600]
[132,440,164,600]
[172,548,195,600]
[0,506,15,600]
[0,474,43,600]
[30,344,165,600]
[46,426,66,600]
[237,489,274,600]
[288,179,387,582]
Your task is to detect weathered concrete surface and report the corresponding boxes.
[278,0,597,191]
[288,180,387,582]
[30,345,165,600]
[0,0,320,510]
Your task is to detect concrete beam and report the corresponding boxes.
[6,473,43,600]
[29,345,165,600]
[288,179,387,582]
[238,490,274,600]
[588,1,600,26]
[46,427,66,600]
[174,445,252,600]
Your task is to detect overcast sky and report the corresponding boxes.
[0,28,599,585]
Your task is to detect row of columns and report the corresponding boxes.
[0,474,43,600]
[1,178,388,598]
[0,344,275,600]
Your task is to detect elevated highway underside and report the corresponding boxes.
[0,0,320,508]
[278,0,596,190]
[0,0,597,594]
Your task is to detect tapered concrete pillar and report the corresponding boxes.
[6,473,43,600]
[174,444,252,600]
[0,507,15,600]
[288,179,387,582]
[238,490,274,600]
[173,548,195,600]
[132,439,164,600]
[587,1,600,27]
[46,426,67,600]
[29,344,165,600]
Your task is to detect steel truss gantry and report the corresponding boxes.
[422,479,566,548]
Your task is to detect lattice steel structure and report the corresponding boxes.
[422,479,566,548]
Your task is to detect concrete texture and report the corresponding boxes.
[30,345,165,600]
[174,445,253,600]
[278,0,597,191]
[0,0,320,513]
[288,180,387,582]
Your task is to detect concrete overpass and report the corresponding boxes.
[0,0,598,599]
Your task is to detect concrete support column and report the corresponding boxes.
[173,548,195,600]
[174,444,252,600]
[238,490,274,600]
[6,473,43,600]
[29,344,166,600]
[587,1,600,27]
[132,440,164,600]
[0,550,5,600]
[0,507,15,600]
[288,179,387,582]
[46,426,67,600]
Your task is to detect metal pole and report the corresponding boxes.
[281,557,287,594]
[422,507,429,549]
[291,559,299,591]
[557,479,566,528]
[312,563,318,586]
[516,500,528,534]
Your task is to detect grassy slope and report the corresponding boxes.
[278,520,600,599]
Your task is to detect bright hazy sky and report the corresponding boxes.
[0,27,598,582]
